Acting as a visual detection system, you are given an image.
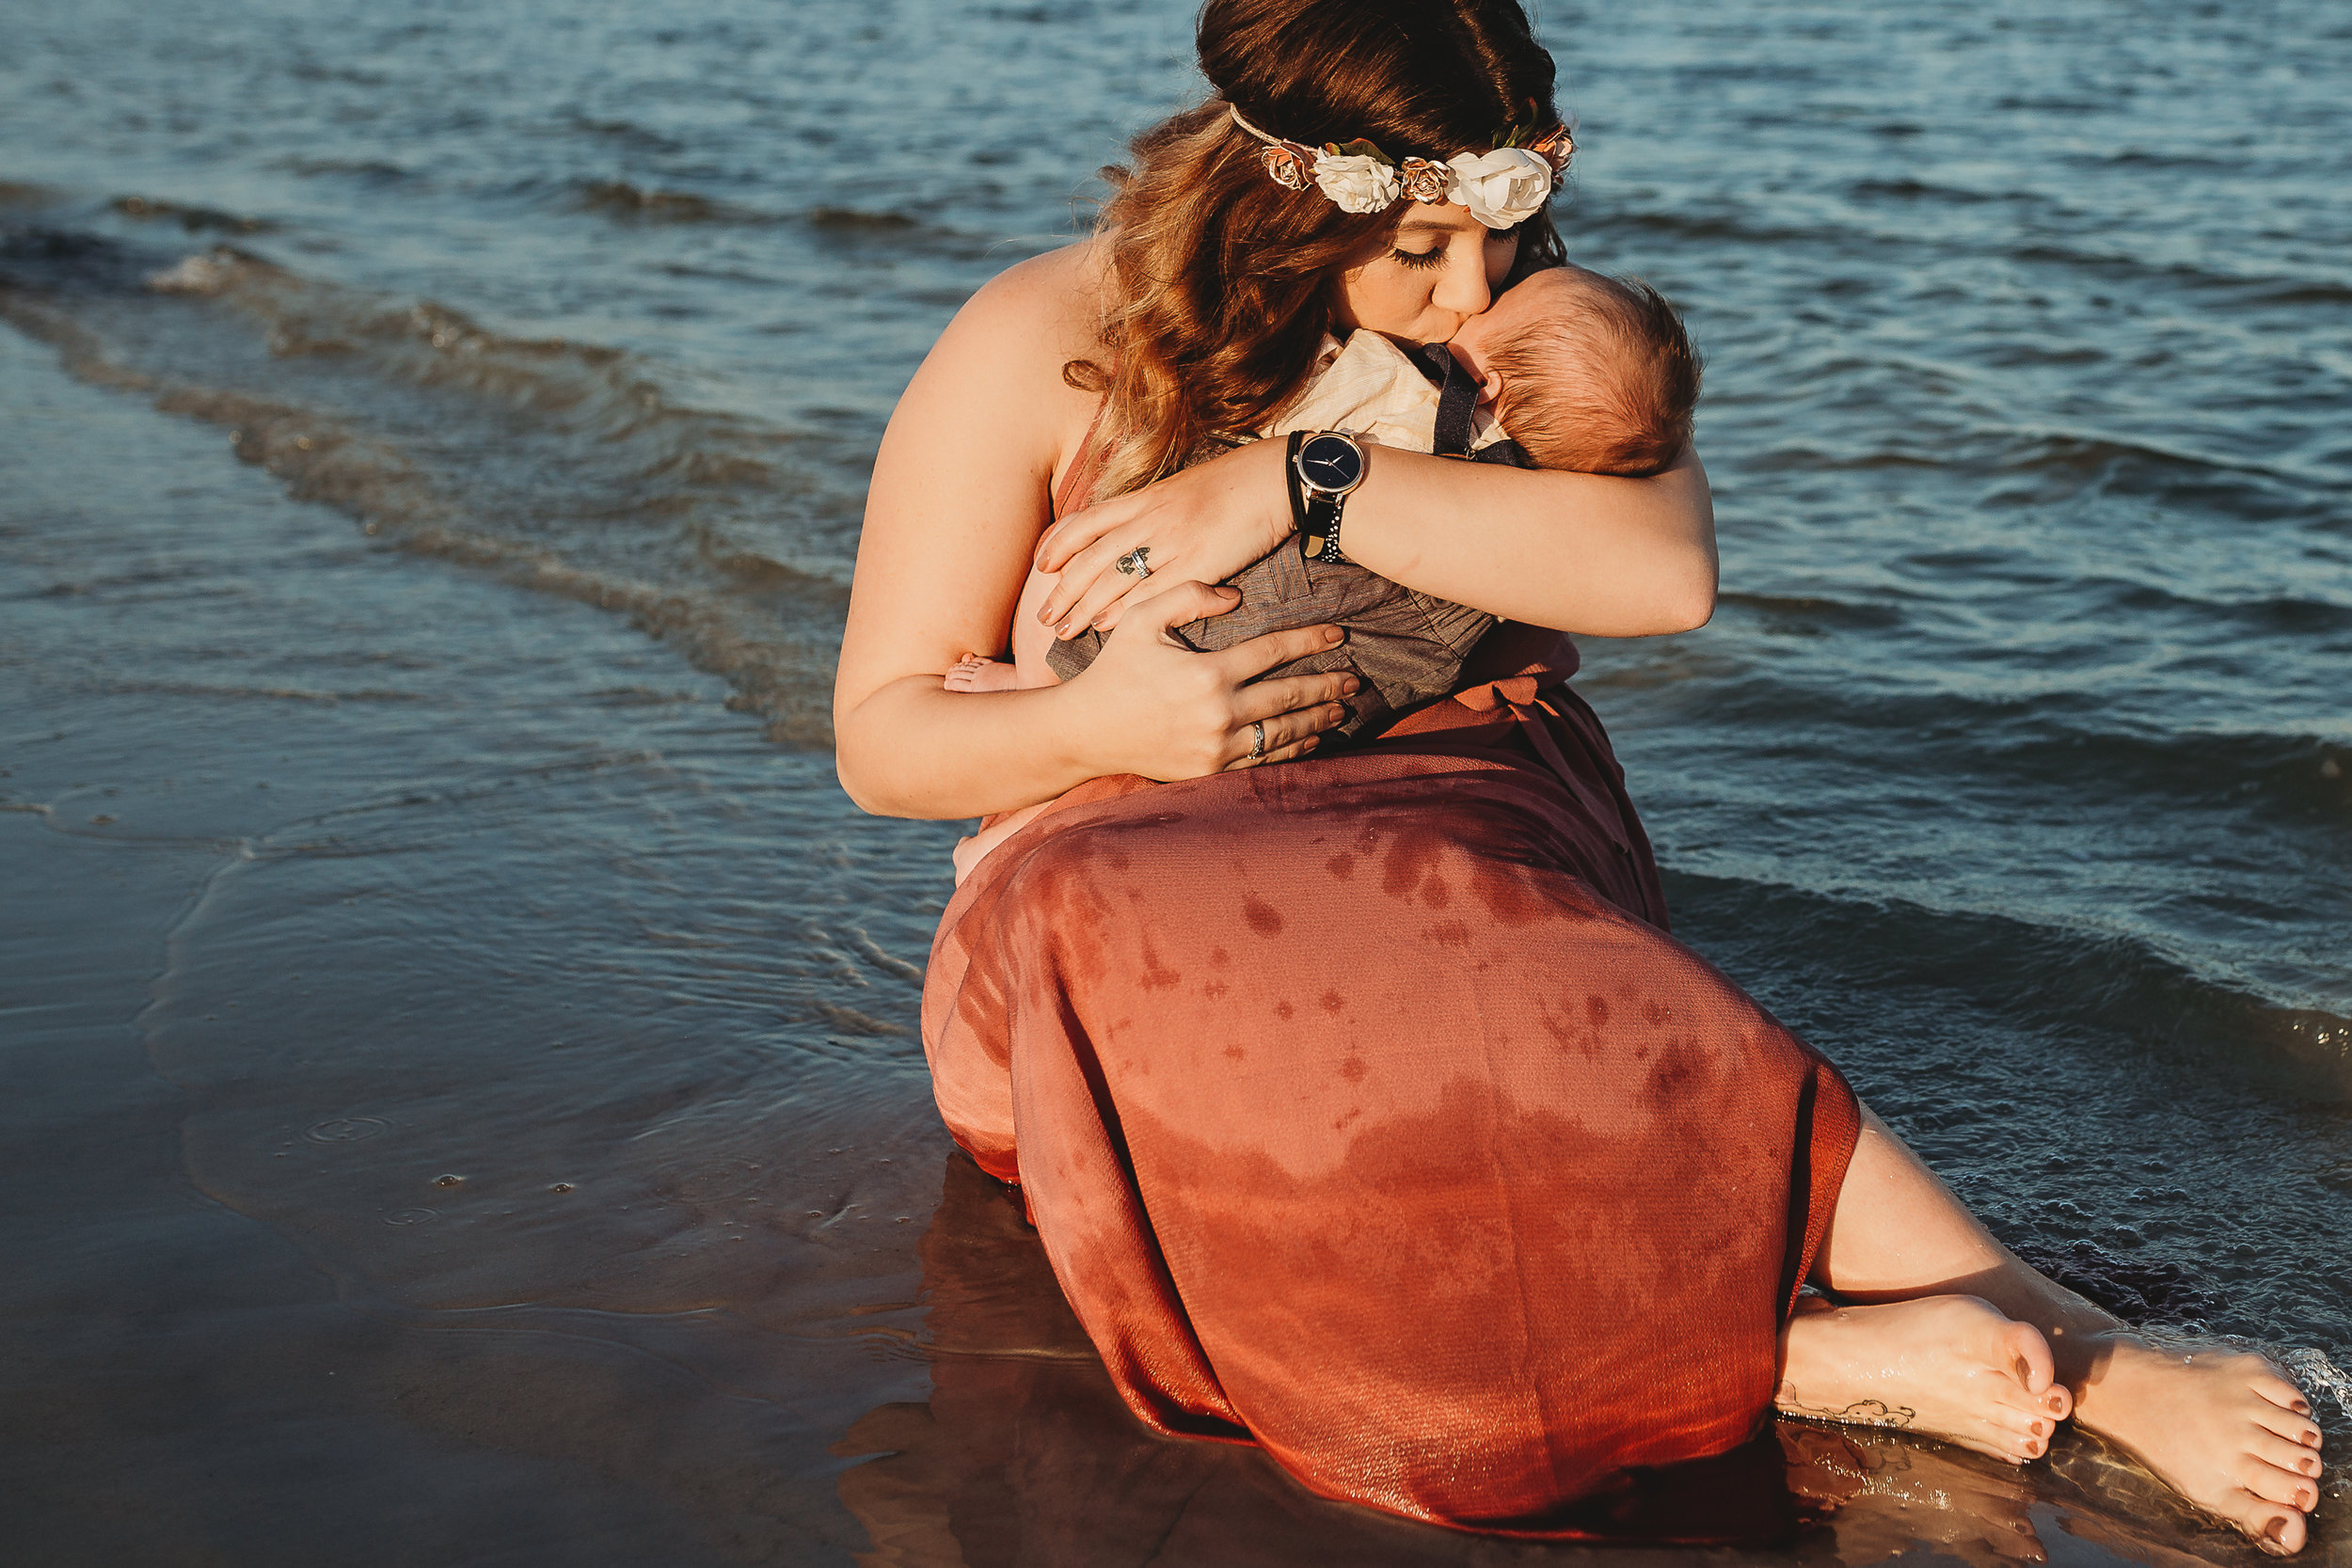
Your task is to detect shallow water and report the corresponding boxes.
[2,0,2349,1561]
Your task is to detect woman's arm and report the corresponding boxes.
[1343,442,1717,635]
[834,246,1354,820]
[1036,433,1718,641]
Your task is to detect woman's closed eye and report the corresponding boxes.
[1391,245,1448,271]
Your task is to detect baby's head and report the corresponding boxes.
[1449,265,1701,477]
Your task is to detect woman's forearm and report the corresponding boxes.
[1338,444,1718,636]
[836,675,1100,820]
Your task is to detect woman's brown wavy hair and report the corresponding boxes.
[1071,0,1569,500]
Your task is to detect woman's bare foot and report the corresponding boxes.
[2070,1338,2324,1555]
[944,655,1019,693]
[1777,1295,2074,1464]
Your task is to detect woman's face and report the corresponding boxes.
[1330,203,1520,345]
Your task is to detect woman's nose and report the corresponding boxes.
[1431,254,1491,319]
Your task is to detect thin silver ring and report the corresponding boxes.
[1249,721,1266,762]
[1114,546,1152,578]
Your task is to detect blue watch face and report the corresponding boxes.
[1297,434,1364,494]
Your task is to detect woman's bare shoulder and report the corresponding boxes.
[937,239,1109,379]
[897,239,1108,488]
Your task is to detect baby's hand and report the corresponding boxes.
[943,655,1021,694]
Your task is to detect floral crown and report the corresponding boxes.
[1229,103,1573,230]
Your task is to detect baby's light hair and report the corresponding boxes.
[1486,273,1700,477]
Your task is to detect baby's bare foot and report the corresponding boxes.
[1778,1295,2073,1465]
[2073,1338,2323,1555]
[943,655,1019,693]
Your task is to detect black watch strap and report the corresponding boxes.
[1301,490,1348,562]
[1284,430,1309,538]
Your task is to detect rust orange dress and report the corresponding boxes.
[919,446,1861,1536]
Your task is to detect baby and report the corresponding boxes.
[946,264,1700,882]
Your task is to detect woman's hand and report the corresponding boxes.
[1060,579,1358,779]
[1033,436,1295,641]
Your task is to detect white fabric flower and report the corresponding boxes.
[1311,152,1401,214]
[1446,147,1555,229]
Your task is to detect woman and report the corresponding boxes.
[835,0,2323,1547]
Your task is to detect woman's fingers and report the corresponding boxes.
[1236,670,1360,723]
[1122,578,1242,639]
[1033,496,1133,573]
[1219,623,1346,681]
[1218,705,1336,771]
[1039,528,1152,632]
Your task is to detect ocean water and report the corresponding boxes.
[2,0,2348,1562]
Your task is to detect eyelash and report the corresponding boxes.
[1391,246,1447,270]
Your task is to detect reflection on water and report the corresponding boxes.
[841,1155,2292,1567]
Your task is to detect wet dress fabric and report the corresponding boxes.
[918,444,1862,1536]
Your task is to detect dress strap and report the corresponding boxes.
[1052,396,1115,520]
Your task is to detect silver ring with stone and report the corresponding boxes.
[1249,721,1266,762]
[1114,546,1152,578]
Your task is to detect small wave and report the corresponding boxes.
[0,181,59,209]
[565,115,687,155]
[1670,871,2352,1100]
[1846,177,2007,206]
[100,680,427,704]
[111,195,272,234]
[576,179,766,226]
[1714,592,1906,632]
[273,155,412,183]
[3,239,855,744]
[2007,243,2352,311]
[1989,428,2327,499]
[1677,669,2352,818]
[808,206,919,231]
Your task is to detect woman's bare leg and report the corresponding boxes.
[1797,1106,2325,1553]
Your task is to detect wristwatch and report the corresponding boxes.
[1291,430,1366,563]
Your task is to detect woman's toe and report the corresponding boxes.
[1994,1318,2058,1393]
[2245,1367,2311,1417]
[2249,1404,2324,1449]
[2249,1429,2326,1480]
[2235,1453,2318,1512]
[2239,1497,2307,1557]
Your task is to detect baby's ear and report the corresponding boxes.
[1475,369,1504,406]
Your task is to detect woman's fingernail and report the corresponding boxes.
[2293,1400,2312,1416]
[1302,738,1318,752]
[1342,677,1361,694]
[1324,626,1343,643]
